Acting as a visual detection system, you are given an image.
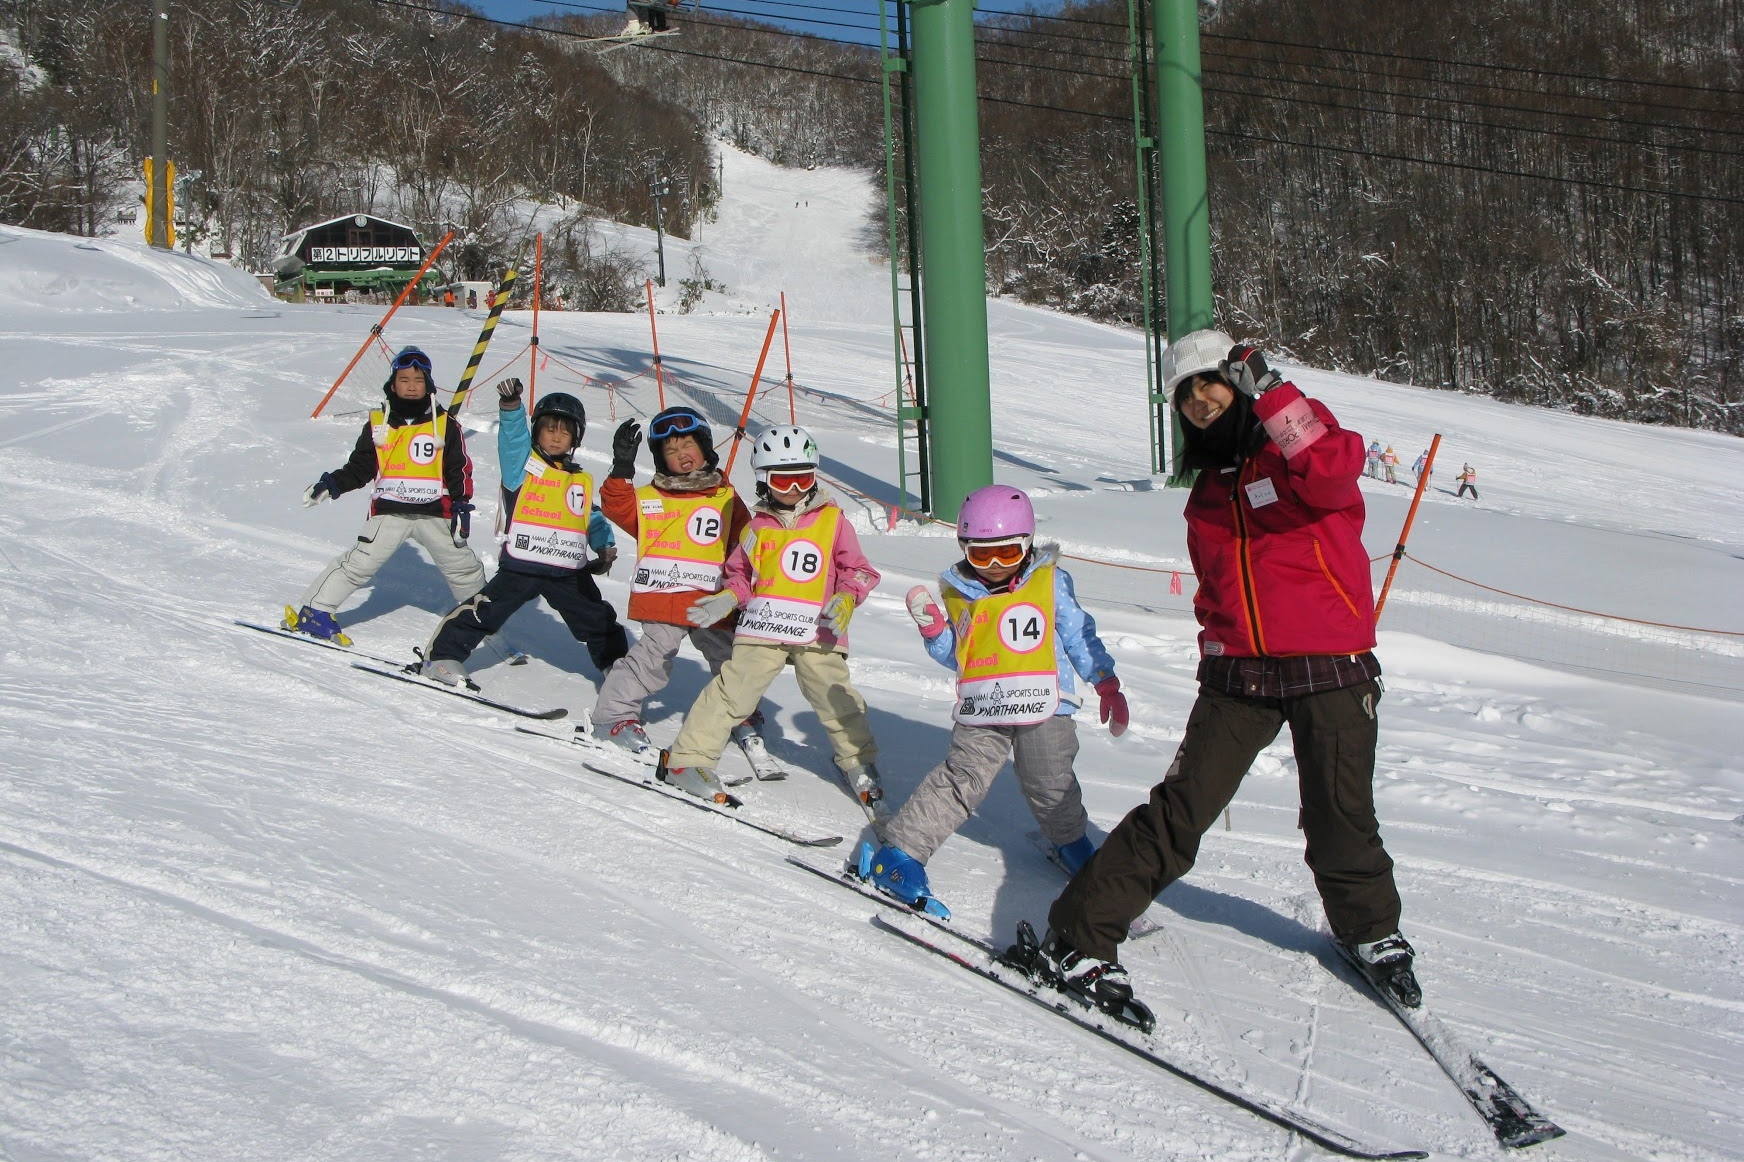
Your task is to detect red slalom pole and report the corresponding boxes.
[1375,432,1441,624]
[646,279,666,410]
[311,231,452,418]
[723,308,783,477]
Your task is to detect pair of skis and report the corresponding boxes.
[788,854,1427,1161]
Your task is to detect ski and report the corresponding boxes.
[349,663,568,720]
[1025,830,1163,941]
[234,619,404,668]
[873,912,1429,1161]
[516,727,843,848]
[733,730,787,781]
[1332,940,1564,1149]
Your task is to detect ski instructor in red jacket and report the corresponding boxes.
[1023,330,1419,1023]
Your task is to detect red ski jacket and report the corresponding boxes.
[1185,384,1377,659]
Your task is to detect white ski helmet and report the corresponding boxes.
[750,424,819,485]
[1161,328,1235,396]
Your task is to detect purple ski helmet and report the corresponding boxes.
[956,485,1035,541]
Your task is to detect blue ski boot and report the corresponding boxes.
[285,604,351,646]
[856,843,950,919]
[1053,835,1097,876]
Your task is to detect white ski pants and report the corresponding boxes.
[300,513,486,615]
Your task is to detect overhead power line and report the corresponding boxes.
[353,0,1739,204]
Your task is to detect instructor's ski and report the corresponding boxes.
[1332,940,1563,1149]
[516,727,843,848]
[350,663,568,720]
[874,912,1428,1161]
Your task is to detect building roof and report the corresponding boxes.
[279,213,423,242]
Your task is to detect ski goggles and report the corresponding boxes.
[649,410,706,440]
[767,469,816,493]
[962,536,1030,569]
[391,348,432,373]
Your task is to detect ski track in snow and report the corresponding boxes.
[2,149,1742,1159]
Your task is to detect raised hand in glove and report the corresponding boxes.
[450,500,475,547]
[610,419,642,479]
[1095,677,1129,737]
[822,592,856,637]
[302,472,339,508]
[905,585,947,639]
[497,377,524,407]
[686,589,741,627]
[1220,344,1281,397]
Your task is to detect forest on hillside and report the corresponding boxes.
[1,0,1737,431]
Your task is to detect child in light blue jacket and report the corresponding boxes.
[856,486,1127,917]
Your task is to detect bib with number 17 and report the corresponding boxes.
[943,563,1059,726]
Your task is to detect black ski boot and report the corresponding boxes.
[1001,921,1156,1034]
[1346,932,1422,1008]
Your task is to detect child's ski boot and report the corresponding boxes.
[855,843,950,919]
[284,604,352,647]
[655,749,737,806]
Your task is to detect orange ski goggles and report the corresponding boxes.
[962,537,1029,569]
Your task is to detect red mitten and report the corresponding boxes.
[1095,677,1129,737]
[905,585,947,639]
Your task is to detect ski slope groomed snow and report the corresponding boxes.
[2,146,1741,1161]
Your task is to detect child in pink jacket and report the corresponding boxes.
[657,426,884,812]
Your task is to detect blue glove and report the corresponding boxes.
[302,472,339,508]
[451,500,475,546]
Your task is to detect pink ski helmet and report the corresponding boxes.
[956,485,1035,541]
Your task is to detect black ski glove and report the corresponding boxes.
[497,377,524,408]
[450,500,474,547]
[1220,344,1281,397]
[610,419,642,479]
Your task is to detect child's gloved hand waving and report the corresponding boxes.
[496,377,524,407]
[905,585,947,639]
[302,472,338,508]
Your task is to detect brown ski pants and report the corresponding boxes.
[1048,680,1401,961]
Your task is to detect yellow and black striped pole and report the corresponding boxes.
[448,267,519,415]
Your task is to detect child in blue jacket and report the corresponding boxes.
[858,485,1128,917]
[421,379,627,688]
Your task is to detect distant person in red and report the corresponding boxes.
[1016,329,1418,1030]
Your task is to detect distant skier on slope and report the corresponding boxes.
[590,407,773,768]
[1382,444,1399,484]
[1365,439,1383,479]
[286,346,485,645]
[1412,448,1430,482]
[1017,330,1420,1020]
[854,484,1128,919]
[1457,463,1479,500]
[420,380,627,689]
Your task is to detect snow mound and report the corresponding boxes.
[0,224,272,312]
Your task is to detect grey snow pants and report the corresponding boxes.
[590,619,736,729]
[881,715,1090,865]
[1048,680,1401,962]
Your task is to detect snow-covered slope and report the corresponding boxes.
[0,224,273,312]
[1,152,1740,1162]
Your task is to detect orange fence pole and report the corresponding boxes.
[528,232,543,410]
[646,279,666,410]
[723,308,783,476]
[1375,432,1440,624]
[311,231,452,418]
[779,290,796,423]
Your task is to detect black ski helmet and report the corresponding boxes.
[531,392,586,448]
[646,406,718,469]
[383,345,435,398]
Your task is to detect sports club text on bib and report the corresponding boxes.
[944,563,1059,726]
[372,416,445,506]
[631,485,733,594]
[735,507,840,645]
[503,457,593,570]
